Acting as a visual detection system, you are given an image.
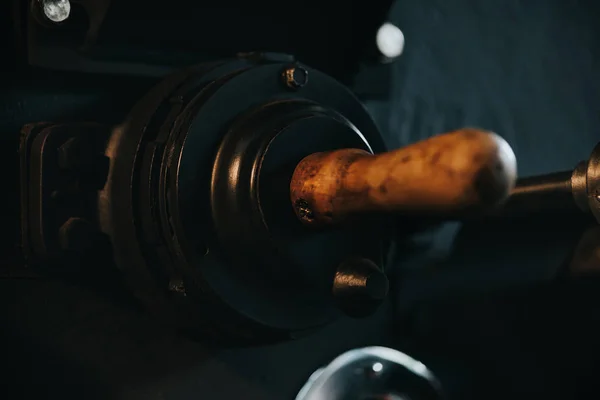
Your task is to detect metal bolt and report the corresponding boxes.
[38,0,71,23]
[282,65,309,90]
[332,258,389,318]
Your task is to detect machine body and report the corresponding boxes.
[18,53,521,343]
[19,57,393,342]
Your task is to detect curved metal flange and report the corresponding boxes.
[296,346,445,400]
[587,142,600,224]
[101,57,389,342]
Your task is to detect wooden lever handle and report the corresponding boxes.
[290,128,517,226]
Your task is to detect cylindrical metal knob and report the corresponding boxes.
[332,258,389,318]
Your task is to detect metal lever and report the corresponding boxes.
[493,142,600,222]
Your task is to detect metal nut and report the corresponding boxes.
[282,65,309,90]
[332,258,389,318]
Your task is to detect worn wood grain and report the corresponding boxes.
[290,128,517,226]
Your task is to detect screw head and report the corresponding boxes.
[282,65,309,90]
[38,0,71,23]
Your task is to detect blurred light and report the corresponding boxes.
[372,362,383,372]
[376,23,405,59]
[43,0,71,23]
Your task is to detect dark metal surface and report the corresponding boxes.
[0,278,394,399]
[17,58,392,342]
[0,4,400,398]
[165,60,388,338]
[211,99,383,329]
[18,0,395,85]
[19,122,110,263]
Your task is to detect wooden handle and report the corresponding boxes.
[290,128,517,226]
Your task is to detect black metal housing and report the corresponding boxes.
[19,56,391,343]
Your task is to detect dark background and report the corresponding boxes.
[1,0,600,399]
